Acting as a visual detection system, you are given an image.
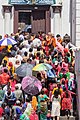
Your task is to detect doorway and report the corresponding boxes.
[18,12,31,31]
[32,10,46,33]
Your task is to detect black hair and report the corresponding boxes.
[56,34,60,38]
[65,91,70,98]
[62,80,65,85]
[29,48,33,52]
[4,69,8,73]
[54,89,59,98]
[3,60,7,64]
[27,58,32,62]
[63,74,67,79]
[66,52,70,57]
[37,72,41,80]
[40,90,44,95]
[37,52,40,57]
[32,55,36,60]
[35,34,39,38]
[37,47,40,51]
[39,60,44,63]
[24,51,28,56]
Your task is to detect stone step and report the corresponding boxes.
[60,116,75,120]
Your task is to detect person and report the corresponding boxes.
[0,103,4,118]
[29,109,39,120]
[14,85,23,101]
[39,99,48,120]
[47,110,51,120]
[53,61,61,76]
[22,97,30,112]
[46,32,56,48]
[9,76,17,92]
[38,91,49,120]
[3,103,11,120]
[8,62,14,76]
[52,83,63,95]
[61,91,72,117]
[23,99,32,117]
[4,88,16,107]
[22,52,28,63]
[12,100,22,119]
[62,57,69,72]
[0,86,5,105]
[31,96,38,111]
[42,84,48,96]
[51,89,61,120]
[20,114,29,120]
[14,59,21,69]
[0,68,10,88]
[56,34,63,44]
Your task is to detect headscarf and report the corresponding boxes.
[31,96,38,111]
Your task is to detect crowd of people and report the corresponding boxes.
[0,31,77,120]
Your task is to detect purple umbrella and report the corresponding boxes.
[21,76,42,95]
[24,84,39,96]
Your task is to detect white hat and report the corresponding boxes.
[16,100,20,104]
[55,61,58,65]
[15,83,21,90]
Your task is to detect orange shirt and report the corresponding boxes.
[57,38,63,44]
[46,36,56,47]
[52,37,56,48]
[0,73,10,85]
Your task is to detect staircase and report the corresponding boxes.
[60,116,75,120]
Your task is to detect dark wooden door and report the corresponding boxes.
[31,10,46,33]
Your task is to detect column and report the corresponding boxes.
[51,5,62,35]
[2,5,12,35]
[50,6,54,34]
[54,10,60,35]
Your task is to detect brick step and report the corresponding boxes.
[60,116,75,120]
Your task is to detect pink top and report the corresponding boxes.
[62,62,68,72]
[29,112,39,120]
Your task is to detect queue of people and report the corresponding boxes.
[0,31,77,120]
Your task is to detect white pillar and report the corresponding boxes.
[54,12,60,35]
[51,7,54,34]
[51,5,62,36]
[4,12,11,34]
[3,5,12,35]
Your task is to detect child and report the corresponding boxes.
[47,110,51,120]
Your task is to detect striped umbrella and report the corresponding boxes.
[0,37,17,46]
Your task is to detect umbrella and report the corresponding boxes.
[21,76,42,95]
[0,37,17,46]
[15,63,33,77]
[32,63,53,71]
[24,84,39,96]
[47,69,56,78]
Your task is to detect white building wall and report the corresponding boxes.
[0,0,70,38]
[61,0,70,36]
[51,0,70,37]
[76,0,80,46]
[0,0,13,37]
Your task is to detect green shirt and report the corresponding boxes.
[0,90,5,101]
